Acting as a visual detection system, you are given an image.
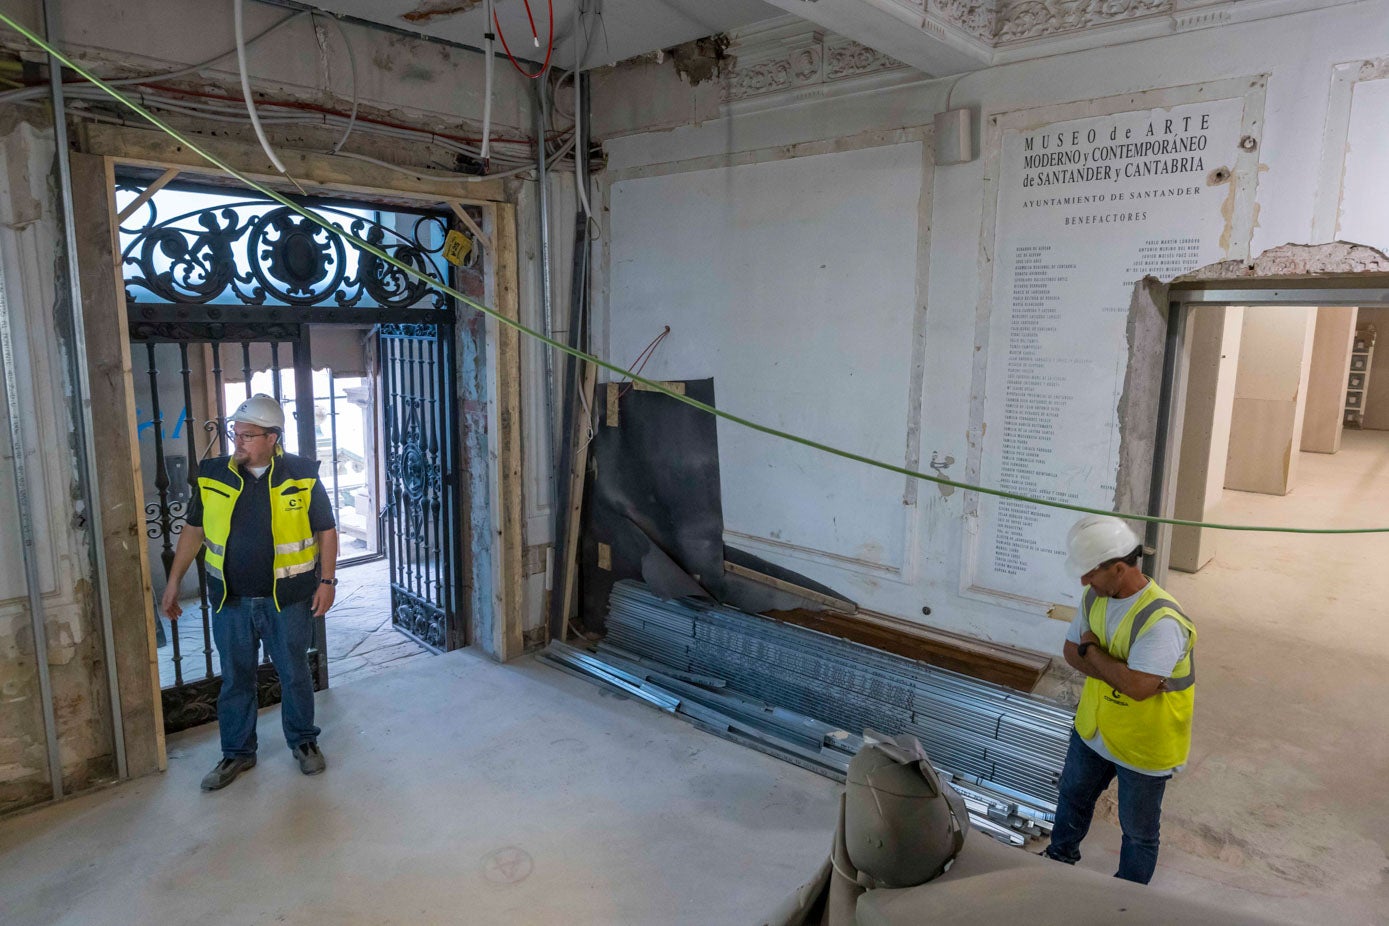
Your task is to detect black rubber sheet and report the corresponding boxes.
[579,378,855,633]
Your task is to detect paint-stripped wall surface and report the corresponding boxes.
[593,1,1389,653]
[0,116,116,813]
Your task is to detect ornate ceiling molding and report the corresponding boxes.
[722,26,912,103]
[992,0,1172,44]
[931,0,998,42]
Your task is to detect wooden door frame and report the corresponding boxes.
[71,127,527,780]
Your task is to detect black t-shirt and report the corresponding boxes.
[187,463,335,600]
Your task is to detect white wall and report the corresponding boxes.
[607,138,928,577]
[1225,307,1317,496]
[594,0,1389,653]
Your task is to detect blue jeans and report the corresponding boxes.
[1043,728,1169,884]
[211,597,320,759]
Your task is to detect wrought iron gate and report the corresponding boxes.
[117,174,468,732]
[380,324,463,651]
[131,325,325,732]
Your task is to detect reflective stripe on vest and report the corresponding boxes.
[1073,579,1196,771]
[199,453,319,610]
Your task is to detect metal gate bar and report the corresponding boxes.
[144,341,182,686]
[177,341,214,679]
[380,323,459,651]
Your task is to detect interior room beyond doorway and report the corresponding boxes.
[1155,301,1389,901]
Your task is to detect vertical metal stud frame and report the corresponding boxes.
[45,0,129,782]
[0,258,64,800]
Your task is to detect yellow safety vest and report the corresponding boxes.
[198,449,320,610]
[1073,580,1196,772]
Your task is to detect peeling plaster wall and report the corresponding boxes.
[592,0,1389,654]
[0,115,115,814]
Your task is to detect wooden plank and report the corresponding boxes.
[766,606,1050,692]
[632,380,686,395]
[81,124,506,205]
[116,167,179,224]
[605,381,620,427]
[447,200,495,253]
[74,153,166,776]
[722,560,859,614]
[492,202,526,662]
[556,360,598,641]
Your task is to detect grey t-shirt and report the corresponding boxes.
[1067,580,1190,776]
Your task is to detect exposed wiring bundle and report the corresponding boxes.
[0,7,567,179]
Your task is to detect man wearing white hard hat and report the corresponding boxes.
[160,394,338,791]
[1039,514,1196,884]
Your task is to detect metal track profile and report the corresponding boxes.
[540,581,1073,844]
[541,639,1054,845]
[603,581,1071,805]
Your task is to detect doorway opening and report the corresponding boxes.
[118,174,479,732]
[1146,265,1389,888]
[1165,303,1387,579]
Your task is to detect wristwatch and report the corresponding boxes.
[320,578,338,586]
[1077,640,1093,658]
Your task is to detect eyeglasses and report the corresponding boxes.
[231,429,272,444]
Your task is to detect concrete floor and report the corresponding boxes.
[1154,428,1389,923]
[5,435,1387,923]
[0,649,843,926]
[0,642,1358,926]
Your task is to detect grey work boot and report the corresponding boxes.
[201,756,256,791]
[293,742,326,775]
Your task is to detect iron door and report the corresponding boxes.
[379,323,464,651]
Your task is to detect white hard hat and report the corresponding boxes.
[229,394,286,431]
[1064,514,1142,579]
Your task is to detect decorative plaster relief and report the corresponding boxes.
[1176,241,1389,280]
[722,47,822,101]
[825,39,905,79]
[723,32,908,103]
[932,0,998,41]
[993,0,1172,43]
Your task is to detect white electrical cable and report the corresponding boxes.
[234,0,288,175]
[330,16,359,154]
[572,1,591,219]
[16,4,566,180]
[481,0,494,162]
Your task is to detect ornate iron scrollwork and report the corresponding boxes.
[249,207,348,305]
[160,653,324,735]
[394,598,446,650]
[120,186,452,312]
[128,319,300,342]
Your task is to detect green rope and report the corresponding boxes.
[6,11,1387,536]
